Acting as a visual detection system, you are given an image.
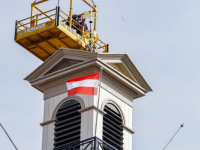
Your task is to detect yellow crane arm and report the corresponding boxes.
[32,0,49,6]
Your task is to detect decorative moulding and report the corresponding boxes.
[40,120,56,127]
[78,105,106,115]
[122,124,135,134]
[51,95,85,120]
[24,48,152,101]
[101,99,126,125]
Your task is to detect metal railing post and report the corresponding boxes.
[14,20,18,40]
[81,26,84,36]
[55,6,60,26]
[30,4,34,27]
[53,136,116,150]
[36,14,39,25]
[94,137,97,150]
[69,0,73,28]
[94,7,97,31]
[107,44,109,52]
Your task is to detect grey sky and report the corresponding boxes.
[0,0,200,149]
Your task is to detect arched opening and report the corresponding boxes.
[103,103,123,150]
[54,100,81,149]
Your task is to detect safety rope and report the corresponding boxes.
[57,0,60,6]
[91,0,96,7]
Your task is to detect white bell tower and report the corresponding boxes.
[25,48,152,150]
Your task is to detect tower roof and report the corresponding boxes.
[25,48,152,100]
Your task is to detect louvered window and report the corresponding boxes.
[103,103,123,150]
[54,100,81,149]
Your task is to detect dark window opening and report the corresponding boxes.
[54,100,81,150]
[103,103,124,150]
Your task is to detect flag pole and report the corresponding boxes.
[163,123,184,150]
[0,123,18,150]
[94,67,103,137]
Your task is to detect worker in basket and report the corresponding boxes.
[66,14,88,34]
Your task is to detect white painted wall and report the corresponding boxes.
[41,85,133,150]
[42,123,54,150]
[97,87,133,149]
[43,93,68,122]
[123,130,133,150]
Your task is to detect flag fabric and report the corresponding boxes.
[66,72,100,97]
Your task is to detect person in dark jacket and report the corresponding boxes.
[76,15,88,34]
[66,14,78,27]
[81,18,88,30]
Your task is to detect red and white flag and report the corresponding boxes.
[66,72,100,97]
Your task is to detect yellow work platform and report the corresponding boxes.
[15,0,108,61]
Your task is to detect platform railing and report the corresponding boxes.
[58,8,108,53]
[59,9,86,36]
[15,6,108,53]
[54,136,117,150]
[16,8,56,31]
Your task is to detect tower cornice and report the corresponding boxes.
[25,48,152,101]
